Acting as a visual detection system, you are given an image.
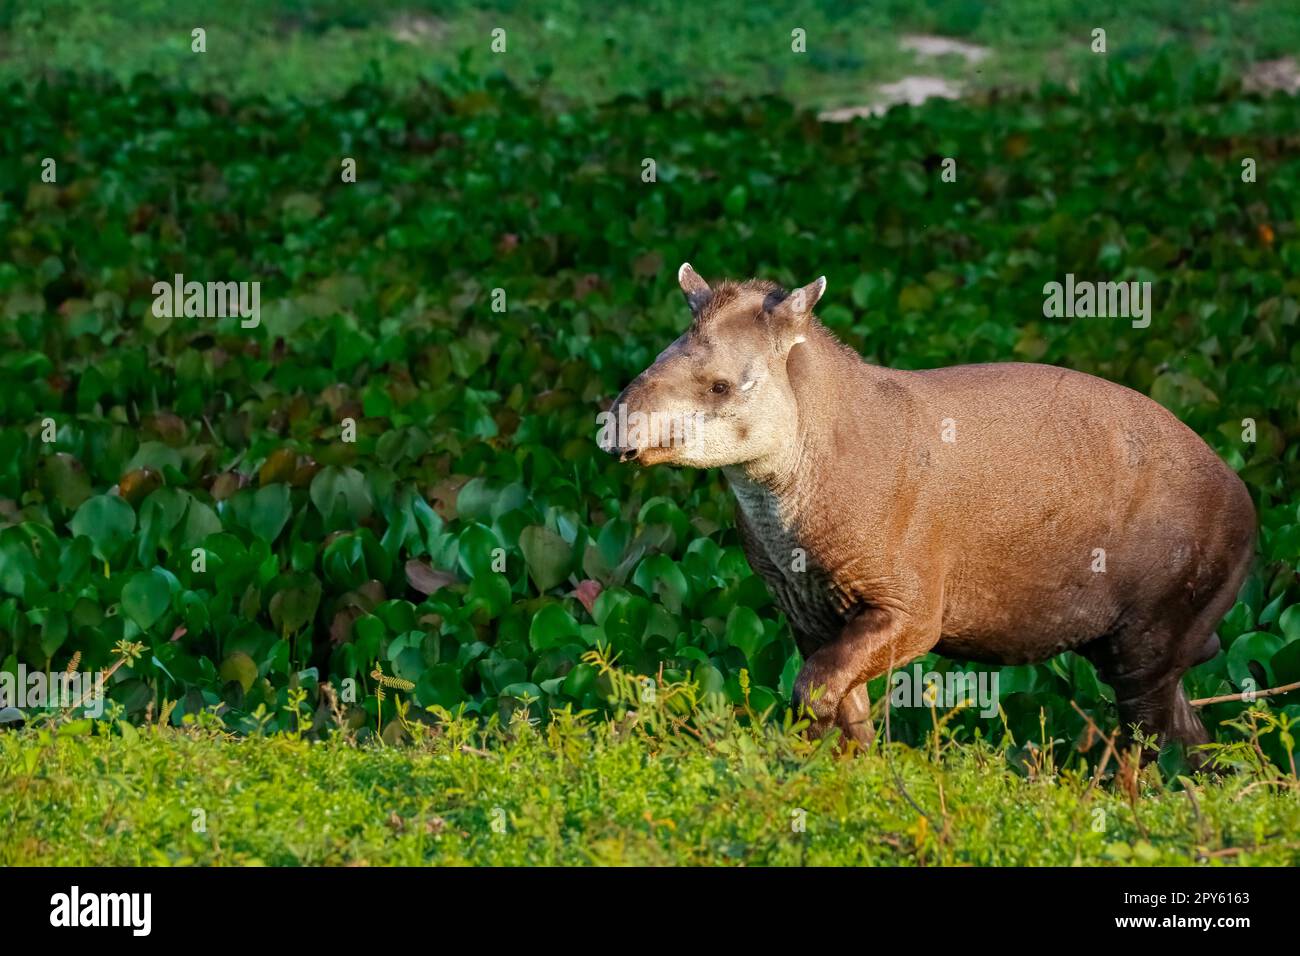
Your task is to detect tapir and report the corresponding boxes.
[601,264,1256,756]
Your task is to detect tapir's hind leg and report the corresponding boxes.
[1085,548,1250,765]
[1082,624,1211,764]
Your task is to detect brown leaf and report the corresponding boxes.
[291,455,320,487]
[118,468,163,505]
[572,579,602,616]
[330,607,362,646]
[210,471,248,501]
[357,580,387,607]
[142,411,188,446]
[259,447,298,486]
[428,475,469,522]
[405,560,457,596]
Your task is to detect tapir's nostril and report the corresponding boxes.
[619,448,640,463]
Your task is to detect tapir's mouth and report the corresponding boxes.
[599,438,676,468]
[597,399,701,466]
[632,445,678,467]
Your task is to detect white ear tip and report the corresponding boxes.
[792,335,806,345]
[678,262,694,281]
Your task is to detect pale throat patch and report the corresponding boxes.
[727,470,810,590]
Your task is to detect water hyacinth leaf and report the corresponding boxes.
[32,607,69,657]
[0,539,32,600]
[595,520,631,571]
[469,572,511,618]
[479,655,527,695]
[249,483,293,543]
[1227,631,1283,687]
[125,441,183,474]
[322,530,391,591]
[39,453,92,510]
[1278,605,1300,644]
[695,662,726,696]
[269,574,322,635]
[416,663,467,708]
[68,494,136,565]
[1270,641,1300,686]
[724,606,767,662]
[529,603,580,651]
[500,679,542,700]
[457,523,501,579]
[178,499,223,550]
[411,495,444,553]
[18,522,59,582]
[591,588,649,648]
[122,568,172,630]
[136,488,188,561]
[310,466,373,529]
[219,652,258,692]
[562,662,597,699]
[455,478,498,524]
[779,652,802,702]
[519,525,572,592]
[632,554,690,613]
[1258,592,1286,628]
[376,600,417,634]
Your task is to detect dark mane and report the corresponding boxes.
[691,278,786,335]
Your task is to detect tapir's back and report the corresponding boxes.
[837,361,1255,661]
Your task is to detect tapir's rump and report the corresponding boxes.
[608,266,1256,758]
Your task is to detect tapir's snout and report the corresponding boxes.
[598,341,712,467]
[598,378,657,465]
[597,419,640,461]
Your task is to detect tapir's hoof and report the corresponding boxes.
[834,720,875,754]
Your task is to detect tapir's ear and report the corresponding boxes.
[677,262,713,316]
[766,276,826,348]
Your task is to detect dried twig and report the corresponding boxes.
[1190,681,1300,707]
[1070,700,1120,796]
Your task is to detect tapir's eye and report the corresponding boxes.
[709,381,730,395]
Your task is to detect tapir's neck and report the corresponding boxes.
[725,322,868,516]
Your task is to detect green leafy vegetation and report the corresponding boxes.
[1,11,1298,788]
[2,55,1300,764]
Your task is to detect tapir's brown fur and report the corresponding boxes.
[603,265,1256,759]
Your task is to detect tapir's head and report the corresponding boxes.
[599,263,826,469]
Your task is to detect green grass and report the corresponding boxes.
[5,0,1300,107]
[3,709,1299,866]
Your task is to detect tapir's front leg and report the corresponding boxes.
[835,683,874,748]
[793,605,941,741]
